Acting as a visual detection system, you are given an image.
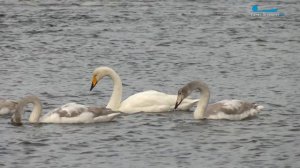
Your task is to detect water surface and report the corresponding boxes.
[0,0,299,167]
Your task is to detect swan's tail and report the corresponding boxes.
[108,113,121,118]
[192,99,200,105]
[179,99,199,111]
[253,103,264,112]
[256,105,264,111]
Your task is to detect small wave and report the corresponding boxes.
[19,141,48,146]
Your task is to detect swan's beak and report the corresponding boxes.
[90,76,98,91]
[175,94,184,109]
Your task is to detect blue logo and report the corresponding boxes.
[250,4,285,16]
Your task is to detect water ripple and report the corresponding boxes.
[0,0,299,168]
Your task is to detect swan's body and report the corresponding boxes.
[175,81,264,120]
[0,98,18,115]
[11,96,120,125]
[120,90,197,113]
[90,67,198,113]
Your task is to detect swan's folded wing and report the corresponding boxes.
[206,100,259,116]
[52,104,115,118]
[87,107,117,117]
[40,103,120,124]
[40,103,84,118]
[46,103,84,117]
[93,112,121,122]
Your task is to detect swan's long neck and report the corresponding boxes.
[20,96,42,123]
[188,81,210,119]
[105,68,123,111]
[194,89,210,119]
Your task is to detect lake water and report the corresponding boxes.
[0,0,299,167]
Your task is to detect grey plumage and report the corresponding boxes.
[176,80,264,120]
[10,96,121,124]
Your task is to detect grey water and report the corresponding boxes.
[0,0,299,167]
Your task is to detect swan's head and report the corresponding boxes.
[90,67,110,91]
[175,81,209,109]
[174,86,190,109]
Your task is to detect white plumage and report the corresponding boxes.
[90,67,199,113]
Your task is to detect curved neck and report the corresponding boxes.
[188,81,210,119]
[20,96,42,123]
[194,89,210,119]
[104,68,123,110]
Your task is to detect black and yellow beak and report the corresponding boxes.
[90,76,98,91]
[174,94,184,109]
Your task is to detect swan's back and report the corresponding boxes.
[120,90,198,113]
[205,100,264,120]
[122,90,173,106]
[40,103,120,123]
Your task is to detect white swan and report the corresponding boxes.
[90,67,198,113]
[175,81,264,120]
[0,98,18,115]
[10,95,121,125]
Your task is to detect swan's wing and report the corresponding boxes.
[121,90,198,113]
[87,107,117,117]
[120,90,170,112]
[206,100,263,119]
[122,90,170,106]
[207,100,256,114]
[0,98,18,115]
[41,103,119,123]
[93,112,121,122]
[54,104,114,118]
[43,103,87,117]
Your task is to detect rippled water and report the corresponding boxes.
[0,0,299,167]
